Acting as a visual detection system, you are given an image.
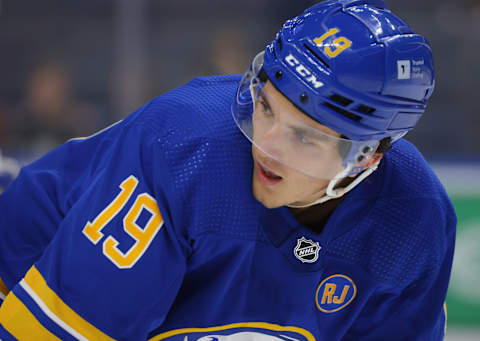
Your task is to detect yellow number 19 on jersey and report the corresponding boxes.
[82,175,164,269]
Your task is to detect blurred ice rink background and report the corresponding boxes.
[0,0,479,338]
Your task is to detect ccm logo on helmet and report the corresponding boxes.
[284,54,324,89]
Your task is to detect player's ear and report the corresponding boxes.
[348,153,384,178]
[365,153,383,168]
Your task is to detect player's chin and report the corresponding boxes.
[252,178,283,209]
[255,196,283,209]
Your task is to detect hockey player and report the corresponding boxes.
[0,0,455,340]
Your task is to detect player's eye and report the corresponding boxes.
[294,128,312,145]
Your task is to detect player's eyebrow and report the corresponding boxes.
[259,87,338,143]
[260,90,328,140]
[288,124,330,142]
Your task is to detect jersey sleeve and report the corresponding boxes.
[343,199,456,341]
[0,104,191,340]
[0,114,139,296]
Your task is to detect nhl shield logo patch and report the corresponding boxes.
[294,237,321,263]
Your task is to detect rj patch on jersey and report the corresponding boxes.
[315,274,356,313]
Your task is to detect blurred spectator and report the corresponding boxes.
[0,101,13,147]
[4,61,101,159]
[0,0,478,158]
[204,26,253,76]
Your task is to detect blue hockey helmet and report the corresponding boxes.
[232,0,434,182]
[262,0,435,142]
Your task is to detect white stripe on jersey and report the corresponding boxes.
[20,279,90,341]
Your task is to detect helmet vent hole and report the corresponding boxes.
[330,94,353,107]
[277,37,283,51]
[356,105,376,115]
[324,102,362,121]
[303,43,330,69]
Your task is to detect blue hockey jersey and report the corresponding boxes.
[0,75,456,340]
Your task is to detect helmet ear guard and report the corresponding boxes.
[381,34,435,102]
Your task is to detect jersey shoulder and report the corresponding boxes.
[381,139,448,200]
[327,139,456,287]
[130,75,263,241]
[132,75,242,141]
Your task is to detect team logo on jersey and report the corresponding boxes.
[294,237,321,263]
[315,274,357,313]
[150,322,315,341]
[196,332,300,340]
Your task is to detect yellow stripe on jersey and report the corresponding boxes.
[0,277,8,297]
[444,302,448,336]
[24,266,116,341]
[0,292,61,340]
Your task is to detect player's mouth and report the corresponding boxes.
[256,161,283,186]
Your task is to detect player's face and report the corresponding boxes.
[251,82,343,208]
